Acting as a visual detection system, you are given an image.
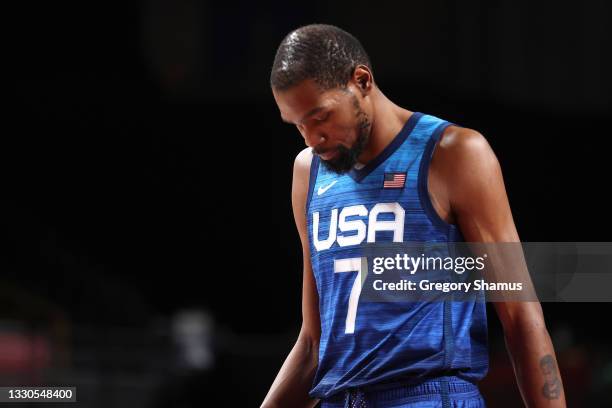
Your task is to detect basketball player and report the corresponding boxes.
[261,24,566,408]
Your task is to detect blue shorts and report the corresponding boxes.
[319,376,486,408]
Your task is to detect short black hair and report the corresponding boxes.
[270,24,372,91]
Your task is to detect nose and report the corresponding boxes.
[298,124,325,149]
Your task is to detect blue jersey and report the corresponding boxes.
[306,112,489,399]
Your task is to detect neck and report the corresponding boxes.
[357,88,412,165]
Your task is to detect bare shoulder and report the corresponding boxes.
[293,147,314,193]
[293,147,314,180]
[433,125,500,175]
[437,126,492,157]
[429,125,504,219]
[292,148,314,225]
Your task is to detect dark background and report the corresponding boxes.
[2,1,611,407]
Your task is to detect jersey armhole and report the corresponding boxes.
[305,154,320,215]
[417,121,463,238]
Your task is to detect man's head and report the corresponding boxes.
[271,24,375,174]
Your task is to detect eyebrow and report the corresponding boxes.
[281,106,325,125]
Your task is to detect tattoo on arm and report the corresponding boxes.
[540,354,561,399]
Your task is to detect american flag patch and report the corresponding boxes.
[383,172,406,189]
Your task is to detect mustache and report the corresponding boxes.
[312,146,336,156]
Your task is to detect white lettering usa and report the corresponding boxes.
[312,203,405,251]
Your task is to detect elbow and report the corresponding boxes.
[501,302,548,347]
[298,324,320,360]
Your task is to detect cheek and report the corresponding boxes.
[328,115,360,142]
[324,124,356,146]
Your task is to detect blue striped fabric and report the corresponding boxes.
[306,113,489,400]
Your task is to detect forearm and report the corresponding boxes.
[503,303,566,408]
[260,329,319,408]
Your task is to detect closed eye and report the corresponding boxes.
[314,111,330,122]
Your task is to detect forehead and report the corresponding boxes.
[273,79,346,124]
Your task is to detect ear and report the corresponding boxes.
[352,65,373,95]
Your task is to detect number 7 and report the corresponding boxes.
[334,257,368,334]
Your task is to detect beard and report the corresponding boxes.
[318,100,371,174]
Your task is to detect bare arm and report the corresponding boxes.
[260,148,321,408]
[433,127,566,407]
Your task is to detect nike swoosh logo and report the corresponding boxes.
[317,180,338,196]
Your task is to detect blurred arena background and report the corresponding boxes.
[3,1,611,406]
